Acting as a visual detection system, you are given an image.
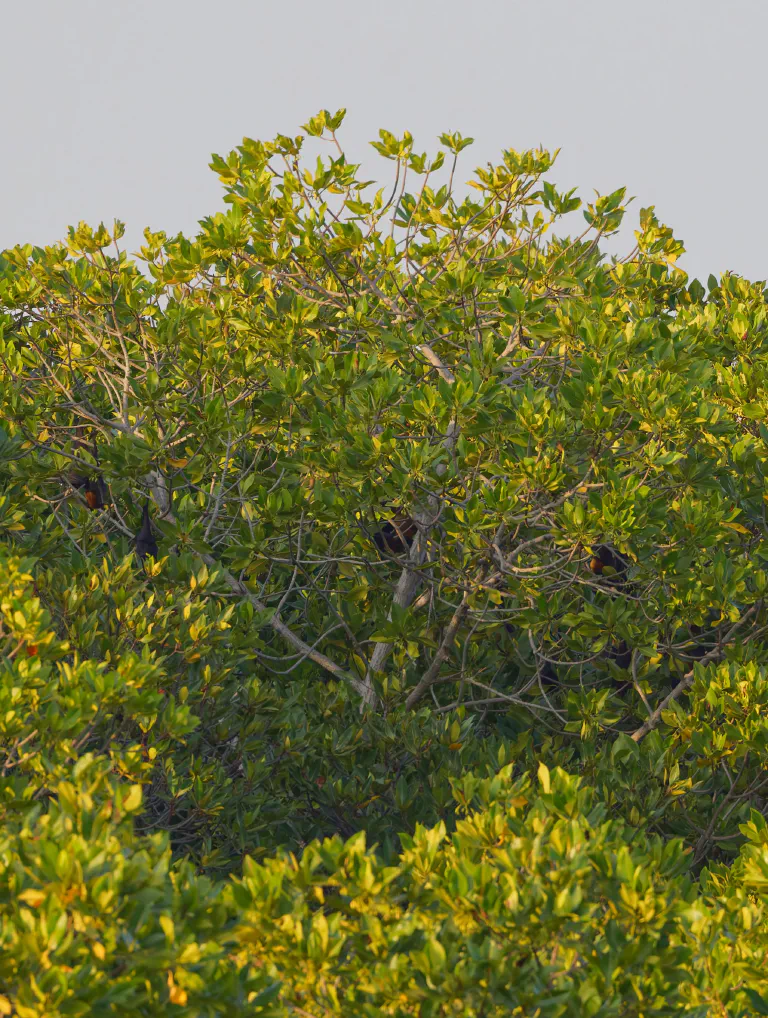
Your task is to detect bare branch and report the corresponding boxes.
[631,602,761,742]
[405,592,471,709]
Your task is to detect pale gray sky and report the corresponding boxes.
[3,0,765,284]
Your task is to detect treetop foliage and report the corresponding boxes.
[2,108,768,1013]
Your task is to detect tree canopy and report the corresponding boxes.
[2,109,768,1015]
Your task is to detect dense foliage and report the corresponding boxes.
[2,109,768,1013]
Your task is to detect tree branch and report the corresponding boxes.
[361,350,458,701]
[631,602,761,742]
[405,593,470,709]
[143,479,376,706]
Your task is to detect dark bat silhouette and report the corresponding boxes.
[67,433,108,510]
[84,477,107,510]
[589,544,629,580]
[135,503,158,561]
[372,515,417,556]
[610,640,632,671]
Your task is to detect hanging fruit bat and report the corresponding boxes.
[588,544,629,580]
[135,502,158,561]
[372,513,417,556]
[83,476,108,510]
[66,429,108,510]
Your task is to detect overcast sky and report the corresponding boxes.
[3,0,765,284]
